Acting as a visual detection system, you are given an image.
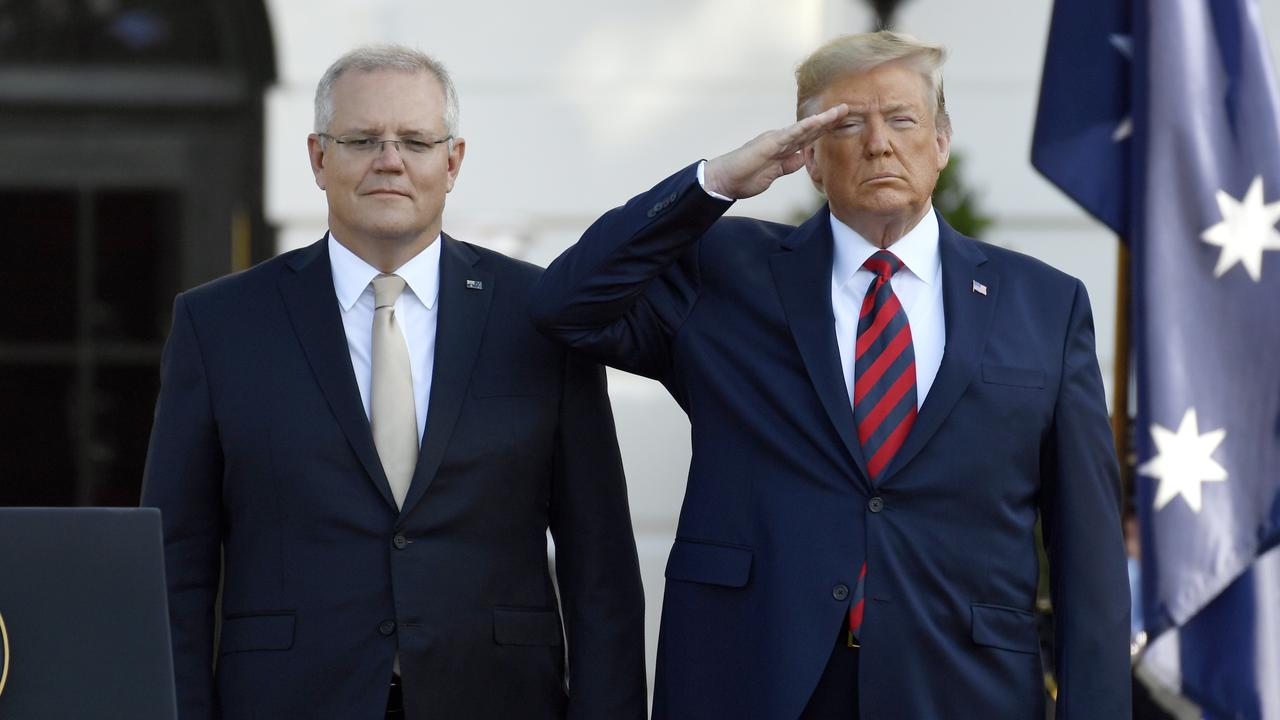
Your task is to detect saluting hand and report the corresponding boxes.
[702,104,850,200]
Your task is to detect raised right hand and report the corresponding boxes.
[702,104,850,200]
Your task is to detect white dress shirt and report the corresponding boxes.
[830,209,946,408]
[328,233,440,443]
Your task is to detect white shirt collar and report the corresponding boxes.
[830,206,941,289]
[328,232,442,311]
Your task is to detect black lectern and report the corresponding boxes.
[0,507,177,719]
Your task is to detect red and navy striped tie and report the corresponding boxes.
[848,249,917,646]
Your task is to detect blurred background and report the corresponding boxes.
[1,0,1277,717]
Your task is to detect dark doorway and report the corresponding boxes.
[0,0,275,506]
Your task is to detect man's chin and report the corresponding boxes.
[843,193,917,218]
[345,222,435,244]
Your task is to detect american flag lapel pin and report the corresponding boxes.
[972,280,988,296]
[466,279,484,290]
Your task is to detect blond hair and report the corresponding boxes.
[796,31,950,136]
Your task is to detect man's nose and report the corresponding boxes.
[372,140,407,171]
[863,118,892,157]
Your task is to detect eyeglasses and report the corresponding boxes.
[318,133,453,156]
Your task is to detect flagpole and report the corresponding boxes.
[1111,242,1132,500]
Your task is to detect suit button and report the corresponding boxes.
[378,620,397,636]
[868,497,884,513]
[832,584,849,601]
[392,534,408,550]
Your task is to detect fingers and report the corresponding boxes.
[779,152,808,177]
[704,103,850,199]
[798,103,851,142]
[774,103,850,155]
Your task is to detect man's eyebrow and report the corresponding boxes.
[333,126,435,137]
[334,127,382,136]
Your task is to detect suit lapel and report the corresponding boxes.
[278,237,397,509]
[399,234,493,517]
[879,217,997,482]
[770,209,871,486]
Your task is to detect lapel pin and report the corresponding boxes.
[972,280,988,296]
[465,280,484,290]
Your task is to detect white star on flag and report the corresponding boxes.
[1200,175,1280,282]
[1138,408,1228,513]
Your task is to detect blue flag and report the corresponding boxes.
[1031,0,1134,236]
[1033,1,1280,717]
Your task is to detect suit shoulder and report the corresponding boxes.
[463,240,543,274]
[701,215,795,257]
[455,238,545,293]
[973,238,1082,292]
[177,245,307,309]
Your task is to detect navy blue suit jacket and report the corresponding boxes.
[142,235,646,719]
[531,164,1130,719]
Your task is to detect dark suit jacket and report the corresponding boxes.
[531,164,1130,719]
[141,235,646,719]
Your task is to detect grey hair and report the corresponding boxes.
[314,44,460,136]
[796,31,950,136]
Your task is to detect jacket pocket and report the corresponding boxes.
[493,607,563,647]
[219,612,295,654]
[664,538,753,588]
[981,364,1046,389]
[970,603,1040,654]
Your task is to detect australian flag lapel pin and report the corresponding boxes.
[971,279,987,296]
[466,279,484,290]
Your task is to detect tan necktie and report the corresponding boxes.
[371,274,417,509]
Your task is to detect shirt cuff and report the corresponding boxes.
[696,160,735,202]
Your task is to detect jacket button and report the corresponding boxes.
[392,534,408,550]
[832,584,849,601]
[868,497,884,513]
[378,620,397,636]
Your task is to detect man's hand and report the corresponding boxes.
[702,104,850,200]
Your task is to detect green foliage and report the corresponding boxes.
[932,151,994,239]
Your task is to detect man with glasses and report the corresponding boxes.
[142,45,646,719]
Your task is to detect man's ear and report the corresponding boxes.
[307,134,327,190]
[445,137,466,193]
[803,143,824,192]
[935,129,951,172]
[803,142,824,192]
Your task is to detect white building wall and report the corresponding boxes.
[261,0,1280,694]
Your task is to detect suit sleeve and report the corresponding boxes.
[139,294,223,720]
[1039,280,1132,719]
[530,162,731,383]
[548,352,648,720]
